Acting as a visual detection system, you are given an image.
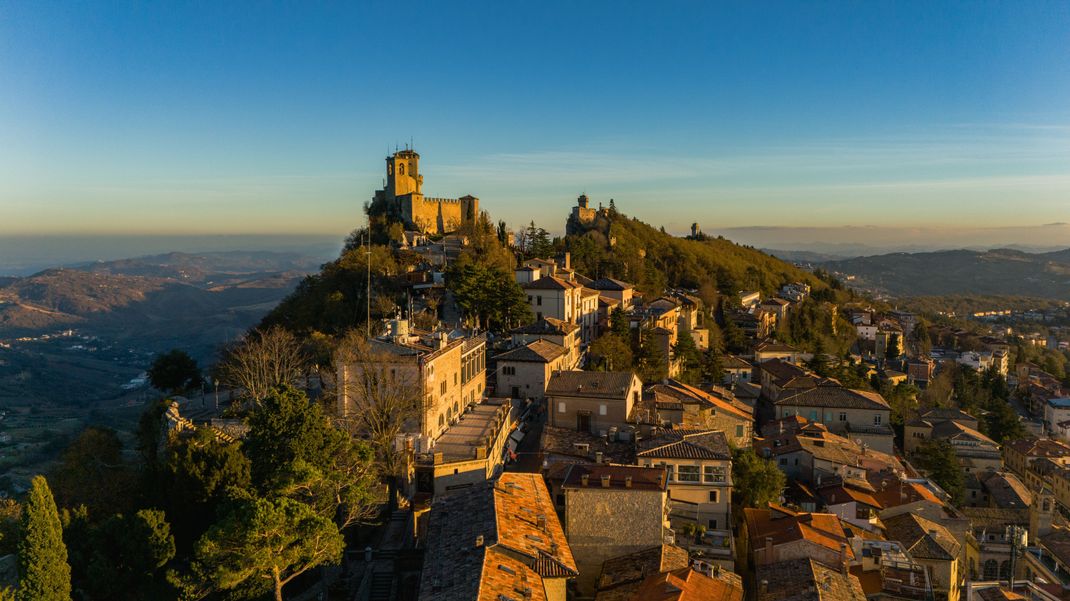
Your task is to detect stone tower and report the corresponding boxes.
[385,149,422,199]
[1030,489,1054,541]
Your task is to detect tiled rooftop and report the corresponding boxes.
[546,370,637,400]
[418,473,576,601]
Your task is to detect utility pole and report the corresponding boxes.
[366,229,372,339]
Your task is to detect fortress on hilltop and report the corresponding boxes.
[372,149,479,235]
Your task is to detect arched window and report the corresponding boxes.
[399,164,405,176]
[388,163,393,176]
[983,560,999,580]
[438,414,445,428]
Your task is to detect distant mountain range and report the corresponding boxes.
[823,248,1070,299]
[0,251,321,343]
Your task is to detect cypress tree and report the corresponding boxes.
[18,475,71,601]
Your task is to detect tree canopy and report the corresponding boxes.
[18,476,71,601]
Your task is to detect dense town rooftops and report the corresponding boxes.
[755,557,866,601]
[645,380,752,421]
[493,339,567,363]
[637,429,730,461]
[882,512,960,561]
[744,506,855,559]
[418,472,576,601]
[980,471,1032,509]
[596,544,689,601]
[1006,437,1070,459]
[631,568,744,601]
[546,371,638,400]
[540,425,635,465]
[561,464,667,492]
[758,358,812,382]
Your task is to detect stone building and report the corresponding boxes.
[635,429,733,532]
[560,464,670,596]
[372,149,479,234]
[336,319,486,445]
[546,370,643,435]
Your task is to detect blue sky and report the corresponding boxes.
[2,1,1070,242]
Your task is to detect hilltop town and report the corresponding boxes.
[9,150,1070,601]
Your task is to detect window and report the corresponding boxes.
[454,373,458,385]
[704,466,726,483]
[537,296,543,306]
[779,458,788,466]
[839,412,847,422]
[709,490,719,503]
[736,425,744,438]
[440,381,446,395]
[558,402,566,413]
[399,163,405,175]
[708,519,718,529]
[874,414,882,425]
[678,466,700,482]
[599,404,607,416]
[503,366,516,376]
[808,411,818,420]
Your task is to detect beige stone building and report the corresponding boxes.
[546,370,643,435]
[560,464,670,596]
[636,430,733,532]
[774,384,894,454]
[883,513,962,601]
[372,149,478,234]
[522,275,600,344]
[642,380,753,447]
[336,321,486,445]
[494,339,570,400]
[510,317,581,369]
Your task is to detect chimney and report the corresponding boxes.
[475,535,484,547]
[765,536,774,563]
[840,543,848,575]
[625,476,633,488]
[601,474,612,488]
[563,252,571,271]
[581,474,589,487]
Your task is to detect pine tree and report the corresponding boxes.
[18,476,71,601]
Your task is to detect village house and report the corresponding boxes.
[522,274,600,344]
[760,298,791,323]
[510,317,582,369]
[757,358,824,401]
[905,408,1002,474]
[741,505,854,573]
[494,339,570,401]
[418,472,577,601]
[642,380,753,446]
[722,354,754,386]
[588,277,635,310]
[774,385,894,454]
[753,340,802,364]
[756,416,902,487]
[1003,437,1070,486]
[560,464,670,596]
[883,512,963,601]
[636,429,733,532]
[546,370,643,435]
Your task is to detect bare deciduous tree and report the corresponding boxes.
[219,326,308,404]
[333,330,421,504]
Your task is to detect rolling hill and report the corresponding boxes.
[824,248,1070,299]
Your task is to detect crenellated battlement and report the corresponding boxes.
[372,149,479,234]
